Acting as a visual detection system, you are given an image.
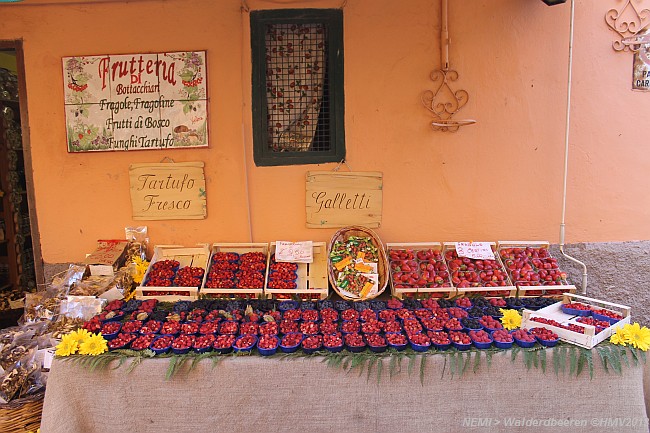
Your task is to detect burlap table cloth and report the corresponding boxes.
[41,352,649,433]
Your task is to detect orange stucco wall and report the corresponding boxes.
[0,0,647,264]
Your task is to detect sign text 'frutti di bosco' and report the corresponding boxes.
[63,51,208,152]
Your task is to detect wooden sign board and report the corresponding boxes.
[129,162,206,220]
[305,171,382,228]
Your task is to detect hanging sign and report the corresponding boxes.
[633,29,650,91]
[454,242,495,260]
[63,51,208,152]
[129,162,206,220]
[305,171,383,228]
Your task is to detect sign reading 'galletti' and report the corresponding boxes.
[129,162,206,220]
[63,51,208,152]
[305,171,383,228]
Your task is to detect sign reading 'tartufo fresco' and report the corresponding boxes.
[63,51,208,152]
[129,162,207,220]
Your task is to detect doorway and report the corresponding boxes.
[0,40,43,327]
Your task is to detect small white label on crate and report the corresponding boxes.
[275,241,313,263]
[455,242,495,260]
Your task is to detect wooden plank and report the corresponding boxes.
[307,242,329,290]
[305,171,382,228]
[129,162,206,220]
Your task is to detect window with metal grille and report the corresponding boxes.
[251,9,345,166]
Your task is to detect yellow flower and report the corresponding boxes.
[68,328,91,346]
[55,334,79,357]
[623,323,650,351]
[78,333,108,356]
[132,257,150,284]
[609,326,628,346]
[499,308,522,330]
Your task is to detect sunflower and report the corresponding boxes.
[623,323,650,352]
[78,333,108,356]
[499,308,522,330]
[609,326,628,346]
[55,334,79,357]
[68,328,91,346]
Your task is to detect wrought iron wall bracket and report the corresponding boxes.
[421,0,475,132]
[606,0,650,51]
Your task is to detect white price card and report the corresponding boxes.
[275,241,313,263]
[38,348,55,370]
[454,242,495,260]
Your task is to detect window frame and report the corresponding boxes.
[250,8,345,167]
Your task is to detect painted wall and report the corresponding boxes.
[0,0,647,264]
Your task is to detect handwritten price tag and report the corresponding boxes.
[275,241,313,263]
[454,242,495,260]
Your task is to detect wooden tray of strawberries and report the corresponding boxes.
[136,244,210,301]
[386,242,457,299]
[497,241,576,298]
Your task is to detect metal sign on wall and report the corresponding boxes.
[63,51,208,152]
[129,162,206,220]
[305,171,383,228]
[633,30,650,91]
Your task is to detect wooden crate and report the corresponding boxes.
[497,241,575,297]
[442,242,516,298]
[386,242,457,300]
[264,242,329,300]
[517,284,577,298]
[200,243,268,299]
[520,293,631,349]
[136,244,210,301]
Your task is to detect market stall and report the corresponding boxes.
[4,233,650,432]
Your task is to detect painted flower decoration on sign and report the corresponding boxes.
[173,51,206,106]
[64,57,95,104]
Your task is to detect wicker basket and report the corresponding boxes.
[327,226,389,301]
[0,391,43,433]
